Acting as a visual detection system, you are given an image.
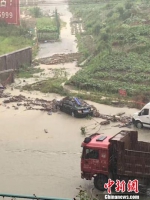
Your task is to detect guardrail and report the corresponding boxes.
[0,194,72,200]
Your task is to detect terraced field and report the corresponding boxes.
[68,0,150,100]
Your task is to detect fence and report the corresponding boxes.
[37,9,60,42]
[0,47,32,72]
[0,193,72,200]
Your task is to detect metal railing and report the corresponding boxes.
[0,194,72,200]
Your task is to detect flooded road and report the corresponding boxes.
[0,92,150,199]
[0,0,150,199]
[37,0,77,58]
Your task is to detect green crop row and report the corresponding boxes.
[36,17,57,33]
[68,0,150,98]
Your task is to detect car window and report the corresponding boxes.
[141,108,149,116]
[64,100,70,105]
[64,100,73,106]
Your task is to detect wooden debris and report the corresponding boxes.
[44,129,48,133]
[116,112,125,116]
[1,93,132,125]
[100,120,110,125]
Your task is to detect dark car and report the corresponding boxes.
[57,97,93,118]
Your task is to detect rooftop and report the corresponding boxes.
[82,134,111,149]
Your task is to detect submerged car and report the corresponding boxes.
[57,97,93,117]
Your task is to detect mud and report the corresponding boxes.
[0,92,132,127]
[0,91,149,199]
[0,0,150,199]
[37,0,77,59]
[37,53,82,65]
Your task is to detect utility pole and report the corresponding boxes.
[55,8,60,37]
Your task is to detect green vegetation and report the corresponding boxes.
[21,68,68,95]
[68,0,150,102]
[0,7,60,55]
[29,7,43,18]
[75,186,97,200]
[23,78,68,95]
[37,17,57,32]
[16,64,44,78]
[0,21,33,55]
[37,17,59,41]
[27,7,61,42]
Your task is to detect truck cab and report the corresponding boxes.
[132,102,150,128]
[81,133,111,190]
[81,130,150,192]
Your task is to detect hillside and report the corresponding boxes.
[67,0,150,101]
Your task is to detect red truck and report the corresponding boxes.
[81,130,150,192]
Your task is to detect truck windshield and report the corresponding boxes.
[140,108,149,116]
[84,148,99,159]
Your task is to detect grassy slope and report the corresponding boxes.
[0,36,32,55]
[0,23,32,55]
[0,7,58,55]
[68,0,150,100]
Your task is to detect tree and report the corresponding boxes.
[29,7,42,18]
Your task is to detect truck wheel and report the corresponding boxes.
[136,121,143,129]
[94,174,108,191]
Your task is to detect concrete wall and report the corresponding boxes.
[0,47,32,86]
[0,47,32,72]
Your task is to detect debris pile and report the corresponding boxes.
[91,105,132,127]
[1,93,132,127]
[2,94,59,112]
[0,90,11,98]
[37,53,81,65]
[100,120,110,125]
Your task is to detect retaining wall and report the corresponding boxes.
[0,47,32,86]
[0,47,32,71]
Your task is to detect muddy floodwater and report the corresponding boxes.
[0,0,150,199]
[37,0,77,58]
[0,92,150,199]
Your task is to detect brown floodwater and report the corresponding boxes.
[0,0,150,199]
[37,0,77,59]
[0,93,150,199]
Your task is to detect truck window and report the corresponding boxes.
[141,108,149,116]
[85,149,99,159]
